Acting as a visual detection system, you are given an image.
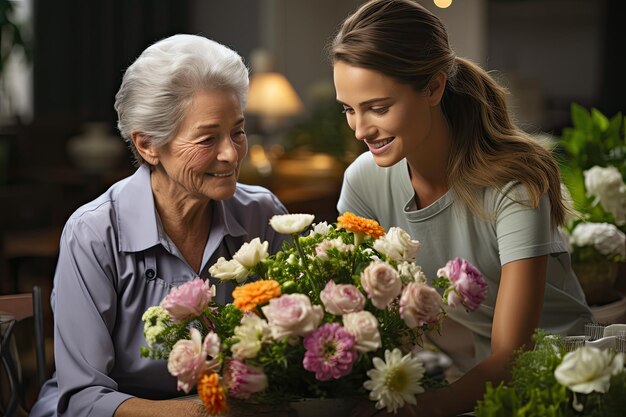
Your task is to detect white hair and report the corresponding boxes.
[114,34,249,164]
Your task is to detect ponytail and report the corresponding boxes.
[444,57,568,227]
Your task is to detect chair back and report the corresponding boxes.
[0,286,46,417]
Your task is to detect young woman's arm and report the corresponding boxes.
[407,255,548,417]
[352,255,547,417]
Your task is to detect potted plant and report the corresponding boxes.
[0,0,30,119]
[558,104,626,305]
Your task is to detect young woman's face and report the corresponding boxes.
[153,89,247,201]
[333,61,436,167]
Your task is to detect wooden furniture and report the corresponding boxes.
[0,287,46,416]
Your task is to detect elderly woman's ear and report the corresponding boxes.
[131,130,159,166]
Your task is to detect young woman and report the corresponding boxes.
[331,1,592,415]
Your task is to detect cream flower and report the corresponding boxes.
[270,213,315,235]
[584,165,626,225]
[363,348,425,413]
[570,222,626,259]
[360,261,402,309]
[208,257,249,283]
[231,313,272,360]
[232,238,269,269]
[142,306,170,346]
[554,346,624,394]
[396,261,427,284]
[373,227,421,262]
[309,221,331,237]
[343,311,381,353]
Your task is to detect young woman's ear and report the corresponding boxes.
[131,130,160,166]
[427,71,447,107]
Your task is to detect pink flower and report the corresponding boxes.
[303,323,357,381]
[360,261,402,309]
[261,294,324,339]
[399,282,442,328]
[315,238,354,259]
[320,280,366,315]
[160,278,216,323]
[437,258,487,311]
[167,328,221,393]
[223,360,268,399]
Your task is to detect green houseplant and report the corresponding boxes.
[558,104,626,305]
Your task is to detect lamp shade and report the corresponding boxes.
[246,72,304,118]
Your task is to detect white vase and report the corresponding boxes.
[67,122,126,175]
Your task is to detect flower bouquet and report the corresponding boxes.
[475,330,626,417]
[141,212,487,415]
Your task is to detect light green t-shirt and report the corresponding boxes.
[338,152,592,367]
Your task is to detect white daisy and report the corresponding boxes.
[363,348,425,413]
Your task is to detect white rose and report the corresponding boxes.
[208,257,249,283]
[554,346,624,394]
[360,261,402,309]
[269,213,315,235]
[570,222,626,258]
[231,313,271,360]
[373,227,421,261]
[232,238,269,269]
[343,311,381,353]
[396,261,427,283]
[584,166,626,225]
[261,294,323,339]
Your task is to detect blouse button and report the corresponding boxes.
[145,269,156,280]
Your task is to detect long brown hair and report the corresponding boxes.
[331,0,568,227]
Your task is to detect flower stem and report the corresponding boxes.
[292,233,320,300]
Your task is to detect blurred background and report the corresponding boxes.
[0,0,624,408]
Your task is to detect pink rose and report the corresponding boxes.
[167,328,221,393]
[360,261,402,309]
[399,282,442,328]
[160,278,215,322]
[261,294,324,339]
[320,280,366,315]
[224,360,268,399]
[437,258,487,311]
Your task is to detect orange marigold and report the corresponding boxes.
[337,212,385,239]
[198,373,227,416]
[232,279,282,312]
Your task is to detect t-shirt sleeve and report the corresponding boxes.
[54,218,133,417]
[337,156,378,219]
[494,184,568,265]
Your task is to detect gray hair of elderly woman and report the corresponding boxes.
[114,34,249,165]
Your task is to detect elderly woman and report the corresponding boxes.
[30,34,288,417]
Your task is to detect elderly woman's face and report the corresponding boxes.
[155,89,247,201]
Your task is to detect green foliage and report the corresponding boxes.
[475,330,626,417]
[559,103,625,175]
[557,104,626,230]
[283,96,364,161]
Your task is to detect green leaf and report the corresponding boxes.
[591,108,609,132]
[570,103,592,132]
